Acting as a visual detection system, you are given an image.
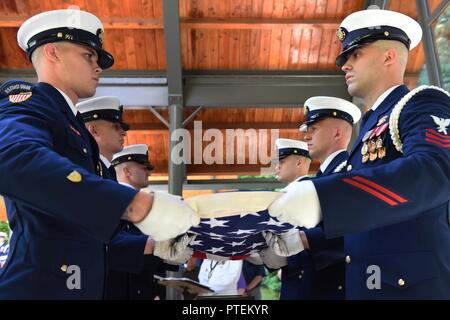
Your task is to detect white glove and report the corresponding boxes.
[262,229,304,257]
[134,191,200,241]
[153,233,195,264]
[259,248,287,269]
[268,180,322,228]
[245,252,264,265]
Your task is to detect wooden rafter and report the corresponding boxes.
[0,17,340,30]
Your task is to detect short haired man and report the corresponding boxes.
[269,9,450,299]
[0,9,198,299]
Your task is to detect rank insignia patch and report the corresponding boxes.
[67,170,82,183]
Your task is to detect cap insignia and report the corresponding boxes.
[336,27,346,41]
[96,28,104,44]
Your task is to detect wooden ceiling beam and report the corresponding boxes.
[0,17,164,29]
[0,17,339,30]
[180,19,340,30]
[128,122,302,131]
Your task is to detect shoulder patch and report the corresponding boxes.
[9,92,32,103]
[0,80,34,98]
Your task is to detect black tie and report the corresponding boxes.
[360,109,374,128]
[108,165,117,181]
[75,112,85,127]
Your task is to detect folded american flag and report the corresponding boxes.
[183,192,296,260]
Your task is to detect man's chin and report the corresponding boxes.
[347,87,360,99]
[347,83,364,98]
[79,88,97,99]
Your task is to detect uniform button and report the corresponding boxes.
[338,285,343,290]
[345,255,351,264]
[60,264,68,272]
[398,278,405,287]
[137,290,141,294]
[346,164,352,171]
[301,270,304,274]
[82,148,88,154]
[298,275,303,279]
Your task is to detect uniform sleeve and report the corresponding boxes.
[314,89,450,238]
[0,102,138,242]
[304,225,344,270]
[107,229,149,274]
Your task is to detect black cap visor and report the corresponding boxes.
[336,31,410,67]
[26,27,114,69]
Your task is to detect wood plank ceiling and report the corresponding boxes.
[0,0,434,176]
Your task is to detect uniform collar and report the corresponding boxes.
[119,181,136,190]
[320,149,347,173]
[99,154,111,168]
[370,85,401,111]
[282,175,310,192]
[295,174,310,182]
[349,85,409,156]
[54,87,77,116]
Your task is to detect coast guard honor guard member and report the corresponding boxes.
[277,97,361,300]
[268,8,450,299]
[79,99,171,300]
[261,139,311,272]
[108,144,182,300]
[77,96,129,180]
[0,9,199,299]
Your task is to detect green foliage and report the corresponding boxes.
[261,270,281,292]
[0,221,10,243]
[419,5,450,91]
[237,175,276,180]
[260,270,281,300]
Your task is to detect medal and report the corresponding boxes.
[378,147,386,159]
[361,142,369,155]
[369,128,377,140]
[377,115,388,126]
[376,136,383,149]
[375,123,389,137]
[362,129,373,142]
[369,140,377,153]
[369,151,378,161]
[362,153,370,163]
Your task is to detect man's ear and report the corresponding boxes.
[42,43,60,63]
[85,123,97,137]
[334,127,342,140]
[124,166,132,178]
[384,48,397,67]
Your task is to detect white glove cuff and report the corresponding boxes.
[269,180,322,228]
[283,229,304,255]
[134,191,193,241]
